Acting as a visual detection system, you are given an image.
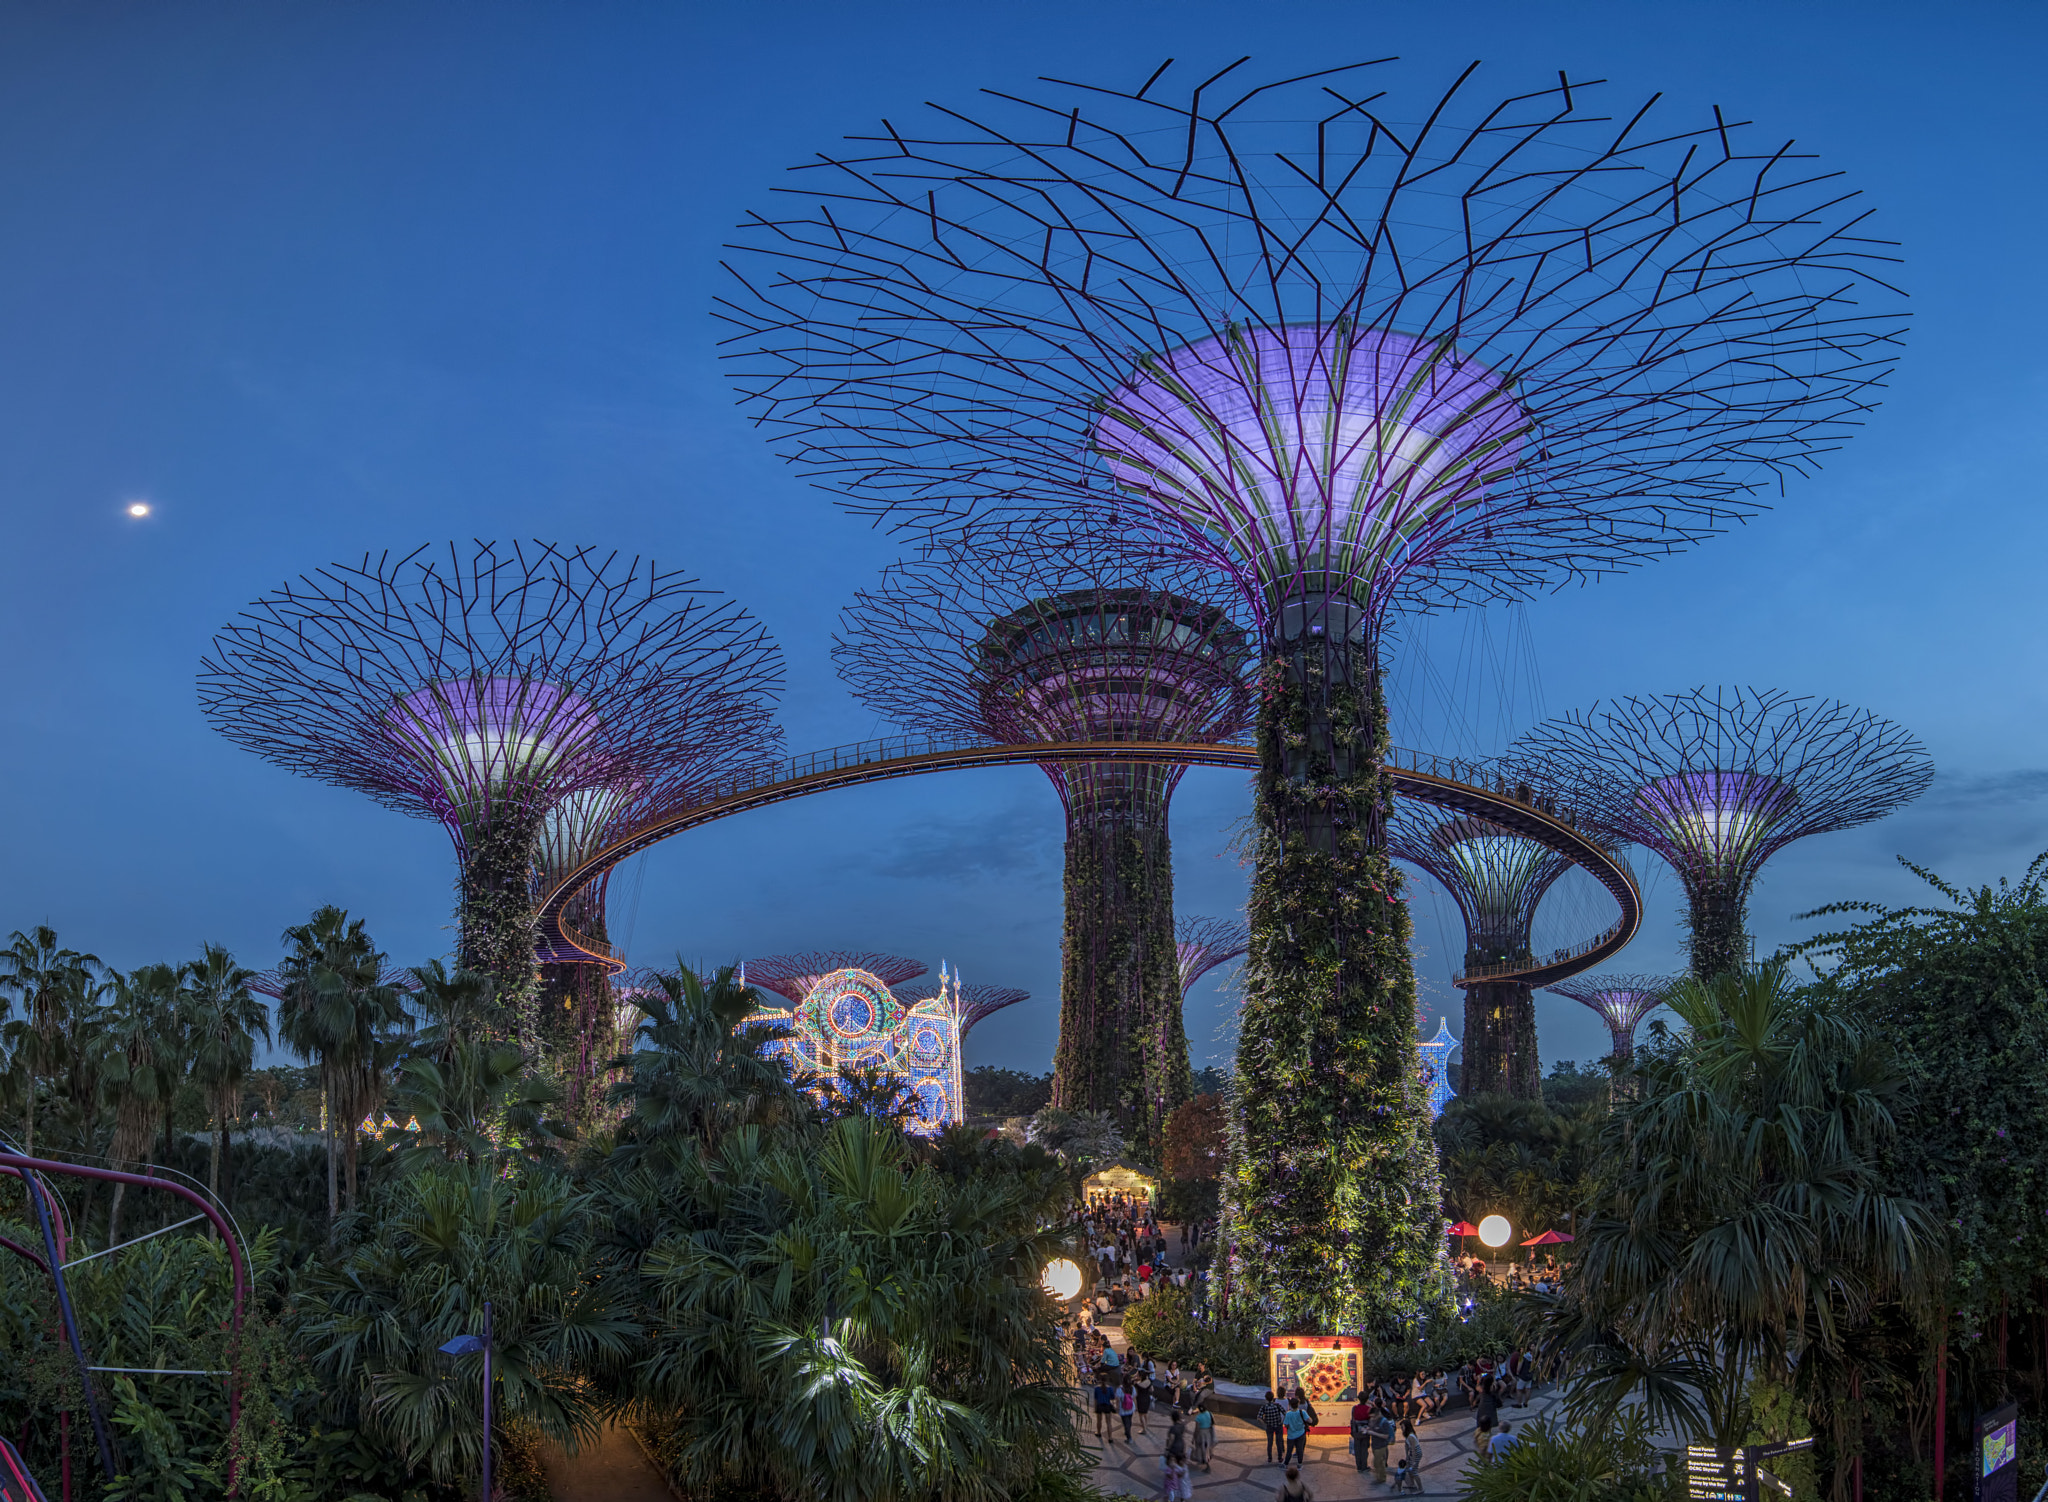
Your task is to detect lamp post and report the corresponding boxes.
[1477,1216,1512,1282]
[439,1301,493,1502]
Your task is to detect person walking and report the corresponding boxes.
[1400,1417,1423,1489]
[1282,1396,1310,1467]
[1369,1404,1397,1485]
[1118,1378,1137,1444]
[1191,1401,1214,1471]
[1487,1419,1517,1464]
[1276,1464,1315,1501]
[1474,1376,1500,1448]
[1348,1394,1373,1474]
[1159,1452,1191,1502]
[1133,1358,1154,1435]
[1257,1390,1286,1464]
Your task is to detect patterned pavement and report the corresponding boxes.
[1077,1375,1561,1499]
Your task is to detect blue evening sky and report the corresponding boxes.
[0,1,2040,1077]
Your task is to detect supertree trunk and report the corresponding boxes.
[537,885,620,1122]
[1228,618,1447,1335]
[1686,873,1750,980]
[1050,773,1189,1149]
[458,812,543,1041]
[1461,979,1542,1101]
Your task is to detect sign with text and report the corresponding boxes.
[1977,1402,2019,1502]
[1267,1335,1362,1431]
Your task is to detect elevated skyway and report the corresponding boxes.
[535,732,1639,989]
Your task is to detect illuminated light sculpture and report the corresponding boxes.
[722,60,1904,1331]
[1176,915,1249,1000]
[1391,804,1571,1100]
[199,542,784,1040]
[1511,689,1932,978]
[1545,973,1676,1069]
[1416,1018,1458,1121]
[746,956,964,1133]
[835,530,1252,1144]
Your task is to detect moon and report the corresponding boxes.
[126,502,151,518]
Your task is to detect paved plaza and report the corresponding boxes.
[1077,1347,1560,1500]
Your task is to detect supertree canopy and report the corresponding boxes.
[742,952,930,1006]
[199,542,785,1039]
[898,976,1031,1041]
[1389,802,1571,1101]
[1546,972,1676,1067]
[836,527,1251,1145]
[1510,688,1931,978]
[723,58,1904,1333]
[1176,914,1249,999]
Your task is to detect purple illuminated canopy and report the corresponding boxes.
[1633,771,1800,869]
[1546,972,1679,1062]
[742,952,930,1008]
[1509,688,1932,882]
[1095,324,1528,615]
[385,677,601,821]
[1175,914,1249,997]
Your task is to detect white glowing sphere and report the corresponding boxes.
[1041,1258,1084,1301]
[126,502,151,518]
[1477,1215,1512,1249]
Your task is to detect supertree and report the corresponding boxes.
[1389,801,1571,1100]
[1545,972,1676,1069]
[199,542,785,1040]
[898,976,1031,1041]
[741,952,930,1004]
[835,528,1252,1144]
[1176,915,1249,1001]
[1510,689,1932,978]
[720,59,1904,1331]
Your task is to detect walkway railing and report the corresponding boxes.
[534,731,1639,989]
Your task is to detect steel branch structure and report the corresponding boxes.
[1511,688,1932,978]
[836,526,1252,1144]
[741,952,930,1006]
[199,542,785,1050]
[898,977,1031,1040]
[721,58,1904,1334]
[1175,915,1250,998]
[1545,972,1676,1067]
[1389,800,1571,1100]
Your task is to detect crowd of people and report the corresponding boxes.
[1062,1201,1551,1497]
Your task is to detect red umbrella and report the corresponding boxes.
[1520,1231,1572,1246]
[1449,1221,1481,1237]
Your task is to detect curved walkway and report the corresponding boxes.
[539,1422,677,1501]
[535,733,1640,988]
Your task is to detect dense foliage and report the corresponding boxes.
[1231,645,1447,1334]
[1538,961,1940,1494]
[0,924,1094,1502]
[964,1067,1053,1119]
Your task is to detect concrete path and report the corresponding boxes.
[539,1421,677,1502]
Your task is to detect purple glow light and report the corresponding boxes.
[1634,770,1798,865]
[385,677,600,808]
[1094,323,1528,609]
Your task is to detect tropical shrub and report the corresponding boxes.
[1118,1288,1263,1384]
[1457,1407,1676,1502]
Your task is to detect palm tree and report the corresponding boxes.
[0,926,104,1154]
[99,963,182,1243]
[274,906,409,1221]
[1546,960,1943,1453]
[182,943,268,1205]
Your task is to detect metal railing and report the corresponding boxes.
[536,730,1638,987]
